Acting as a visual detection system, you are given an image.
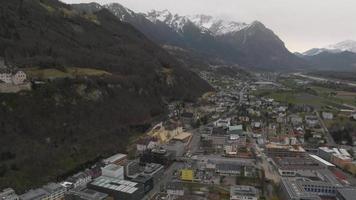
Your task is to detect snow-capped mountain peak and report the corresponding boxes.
[103,3,135,20]
[145,10,250,35]
[326,40,356,53]
[303,40,356,56]
[188,14,249,36]
[145,10,192,33]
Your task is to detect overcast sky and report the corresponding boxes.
[63,0,356,52]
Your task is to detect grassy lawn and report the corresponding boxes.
[24,67,111,79]
[309,85,356,107]
[266,90,328,108]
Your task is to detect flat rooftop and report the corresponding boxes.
[103,153,127,163]
[103,164,123,171]
[90,176,139,194]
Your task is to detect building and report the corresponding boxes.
[126,160,141,177]
[101,164,124,179]
[230,185,258,200]
[43,183,66,200]
[103,153,127,166]
[181,169,194,181]
[332,154,352,168]
[88,176,144,200]
[318,147,353,168]
[266,144,306,158]
[20,188,50,200]
[65,186,109,200]
[305,115,319,128]
[280,178,321,200]
[0,188,19,200]
[280,173,342,200]
[289,114,303,125]
[322,112,334,120]
[216,163,243,176]
[136,137,158,153]
[20,183,65,200]
[336,187,356,200]
[142,163,164,184]
[172,132,192,143]
[132,175,154,194]
[0,70,27,85]
[166,182,184,200]
[228,125,243,135]
[66,172,92,188]
[214,118,231,128]
[272,156,325,177]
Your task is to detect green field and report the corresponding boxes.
[24,67,111,79]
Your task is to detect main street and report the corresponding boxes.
[315,111,336,146]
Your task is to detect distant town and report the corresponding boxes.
[2,66,356,200]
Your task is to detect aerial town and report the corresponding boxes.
[2,0,356,199]
[2,65,356,200]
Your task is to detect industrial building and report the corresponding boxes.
[280,173,342,200]
[272,156,325,176]
[88,176,144,200]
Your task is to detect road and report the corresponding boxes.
[315,111,336,146]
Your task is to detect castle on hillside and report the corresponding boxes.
[0,59,27,85]
[0,58,30,93]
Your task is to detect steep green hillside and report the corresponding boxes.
[0,0,212,191]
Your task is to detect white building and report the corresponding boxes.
[322,112,334,120]
[102,164,124,179]
[230,185,258,200]
[0,70,26,85]
[0,188,19,200]
[66,172,92,188]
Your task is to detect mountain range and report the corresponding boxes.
[299,40,356,71]
[72,2,307,70]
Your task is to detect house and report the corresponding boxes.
[305,115,319,127]
[322,112,334,120]
[0,188,19,200]
[230,185,258,200]
[289,114,303,125]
